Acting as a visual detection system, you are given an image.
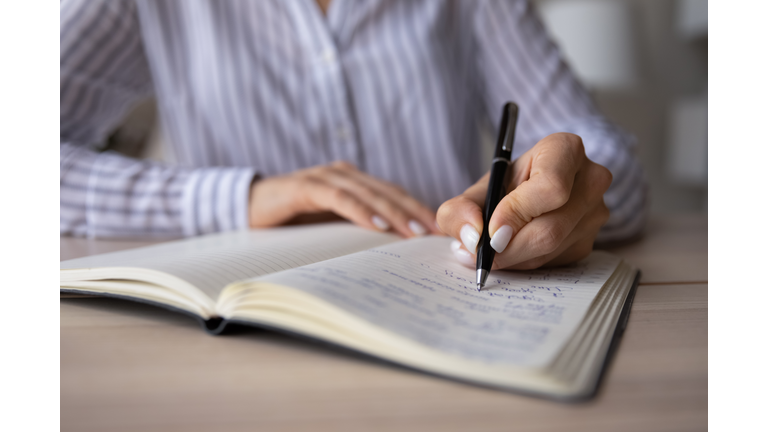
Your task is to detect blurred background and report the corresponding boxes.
[107,0,708,217]
[536,0,708,215]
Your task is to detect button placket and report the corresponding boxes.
[284,0,362,166]
[316,45,360,164]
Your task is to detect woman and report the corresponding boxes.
[60,0,645,270]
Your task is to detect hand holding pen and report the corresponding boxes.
[436,102,614,283]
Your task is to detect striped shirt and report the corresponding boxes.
[60,0,646,241]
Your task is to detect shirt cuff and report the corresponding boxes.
[181,167,257,236]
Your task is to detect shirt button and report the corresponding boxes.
[321,48,336,63]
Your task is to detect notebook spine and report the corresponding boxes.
[202,317,229,335]
[60,289,232,336]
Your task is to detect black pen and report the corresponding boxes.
[476,102,519,291]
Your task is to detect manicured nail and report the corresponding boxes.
[408,220,427,236]
[452,246,475,268]
[460,223,480,253]
[490,225,514,253]
[371,215,390,231]
[450,239,462,252]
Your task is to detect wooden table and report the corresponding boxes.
[61,214,708,432]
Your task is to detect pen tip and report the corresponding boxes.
[476,269,488,292]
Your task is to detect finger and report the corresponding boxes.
[450,239,475,268]
[283,212,345,226]
[487,134,587,254]
[317,163,431,237]
[509,235,596,270]
[299,177,386,232]
[492,164,610,268]
[449,239,502,270]
[497,200,609,270]
[541,238,595,267]
[436,172,489,253]
[331,161,440,236]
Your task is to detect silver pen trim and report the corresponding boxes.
[476,269,489,291]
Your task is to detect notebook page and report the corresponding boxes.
[61,223,399,299]
[253,236,620,368]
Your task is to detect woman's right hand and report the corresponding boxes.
[248,161,441,238]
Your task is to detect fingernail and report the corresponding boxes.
[490,225,514,253]
[450,239,462,252]
[452,246,475,268]
[408,220,427,236]
[371,215,390,231]
[435,220,442,233]
[460,223,480,254]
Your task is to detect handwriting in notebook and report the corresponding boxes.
[255,237,620,367]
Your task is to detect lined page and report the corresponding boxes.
[253,236,619,368]
[61,223,399,299]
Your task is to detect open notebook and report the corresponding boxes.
[60,223,639,401]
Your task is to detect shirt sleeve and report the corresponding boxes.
[471,0,648,242]
[60,0,256,238]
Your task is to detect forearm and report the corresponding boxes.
[563,118,647,242]
[60,143,256,238]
